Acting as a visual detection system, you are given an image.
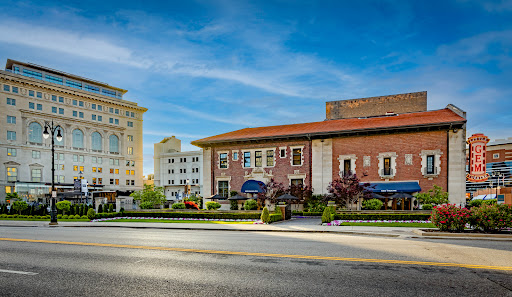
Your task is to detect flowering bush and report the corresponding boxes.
[430,204,471,232]
[184,201,200,210]
[469,204,512,232]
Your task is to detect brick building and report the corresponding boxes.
[192,93,467,209]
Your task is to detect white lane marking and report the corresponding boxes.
[0,269,38,275]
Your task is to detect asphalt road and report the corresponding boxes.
[0,227,511,297]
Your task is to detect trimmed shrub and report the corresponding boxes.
[230,200,238,210]
[73,214,81,219]
[469,204,512,232]
[172,203,186,209]
[206,201,221,210]
[292,211,323,216]
[244,199,258,210]
[321,206,335,223]
[430,204,471,232]
[81,215,88,219]
[261,207,270,223]
[334,213,431,221]
[184,201,200,210]
[482,199,497,206]
[469,199,483,208]
[57,214,62,219]
[62,215,69,219]
[422,204,433,210]
[87,208,96,220]
[363,199,384,210]
[119,211,261,220]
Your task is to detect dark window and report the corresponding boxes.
[280,149,285,157]
[255,151,262,167]
[292,148,302,165]
[384,157,391,176]
[344,160,351,176]
[426,155,435,174]
[244,152,251,167]
[291,179,303,186]
[220,153,228,168]
[218,181,229,197]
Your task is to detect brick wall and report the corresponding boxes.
[326,91,427,120]
[331,130,448,193]
[210,140,312,194]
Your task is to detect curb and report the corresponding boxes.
[412,229,512,240]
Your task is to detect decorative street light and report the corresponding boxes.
[43,120,62,225]
[492,171,503,201]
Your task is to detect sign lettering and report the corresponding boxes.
[466,133,490,182]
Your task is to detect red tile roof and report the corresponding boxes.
[192,108,466,146]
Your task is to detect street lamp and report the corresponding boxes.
[492,171,503,201]
[43,121,62,225]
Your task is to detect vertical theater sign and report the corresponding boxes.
[466,133,490,182]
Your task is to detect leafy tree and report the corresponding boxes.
[12,200,28,215]
[130,184,166,209]
[87,208,96,220]
[257,178,284,207]
[288,183,313,201]
[414,185,449,205]
[56,200,71,215]
[327,174,372,210]
[6,192,20,203]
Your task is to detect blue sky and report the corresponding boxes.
[1,0,511,175]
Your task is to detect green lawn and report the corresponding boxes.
[0,218,90,222]
[333,222,435,228]
[103,219,255,224]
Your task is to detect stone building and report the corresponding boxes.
[192,93,467,209]
[0,59,147,202]
[153,136,202,201]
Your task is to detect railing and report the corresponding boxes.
[380,169,394,176]
[424,167,438,175]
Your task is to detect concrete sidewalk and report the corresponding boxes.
[1,218,511,241]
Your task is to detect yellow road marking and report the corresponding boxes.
[1,237,511,271]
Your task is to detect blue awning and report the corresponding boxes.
[365,182,421,193]
[241,180,266,193]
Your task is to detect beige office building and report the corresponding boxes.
[0,59,147,203]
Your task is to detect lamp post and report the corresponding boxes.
[492,171,503,201]
[43,121,62,225]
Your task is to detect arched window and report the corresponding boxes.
[109,135,119,153]
[72,129,84,148]
[91,132,102,151]
[28,122,42,143]
[54,127,64,146]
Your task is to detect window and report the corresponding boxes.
[23,69,42,79]
[233,152,238,160]
[7,98,16,105]
[4,85,10,92]
[126,170,130,175]
[59,97,64,103]
[115,109,119,114]
[29,102,35,109]
[59,176,65,183]
[59,108,64,115]
[92,114,96,120]
[131,170,134,175]
[131,112,134,117]
[115,179,119,185]
[7,131,16,140]
[218,181,229,197]
[291,179,303,187]
[73,155,78,162]
[72,129,84,148]
[52,95,57,101]
[383,157,391,176]
[171,180,174,185]
[103,89,117,97]
[79,166,84,172]
[36,92,42,98]
[127,147,133,155]
[73,111,78,117]
[7,116,16,124]
[29,90,34,97]
[344,160,351,176]
[12,87,18,93]
[127,135,133,141]
[131,180,135,186]
[97,157,102,164]
[85,85,99,93]
[426,155,435,175]
[98,168,102,173]
[79,101,84,107]
[7,167,17,181]
[98,178,102,185]
[220,153,228,168]
[125,111,129,117]
[52,106,57,113]
[109,135,119,153]
[29,122,42,143]
[255,151,262,167]
[115,119,119,125]
[292,148,302,166]
[171,169,174,174]
[98,115,102,122]
[73,99,77,106]
[7,148,16,156]
[493,153,500,159]
[79,112,83,118]
[267,150,274,166]
[109,107,114,113]
[280,149,286,158]
[93,167,97,173]
[66,80,82,89]
[115,169,119,174]
[97,105,102,111]
[31,169,42,182]
[92,104,96,110]
[74,165,78,171]
[47,75,63,85]
[91,132,102,151]
[32,151,40,159]
[126,179,130,186]
[37,104,42,111]
[127,121,133,127]
[244,152,251,167]
[110,179,114,185]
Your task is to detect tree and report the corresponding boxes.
[12,200,28,215]
[6,192,20,203]
[130,184,166,209]
[327,174,372,210]
[414,185,449,205]
[56,200,71,215]
[288,183,313,202]
[260,179,285,207]
[261,207,270,224]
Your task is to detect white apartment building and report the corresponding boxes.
[0,59,147,202]
[154,136,202,201]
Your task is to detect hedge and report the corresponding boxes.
[110,212,261,220]
[292,211,323,216]
[334,213,431,221]
[269,213,283,223]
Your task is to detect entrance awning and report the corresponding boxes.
[365,182,421,193]
[241,180,266,193]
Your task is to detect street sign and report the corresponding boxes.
[52,191,57,198]
[81,179,88,193]
[74,179,81,191]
